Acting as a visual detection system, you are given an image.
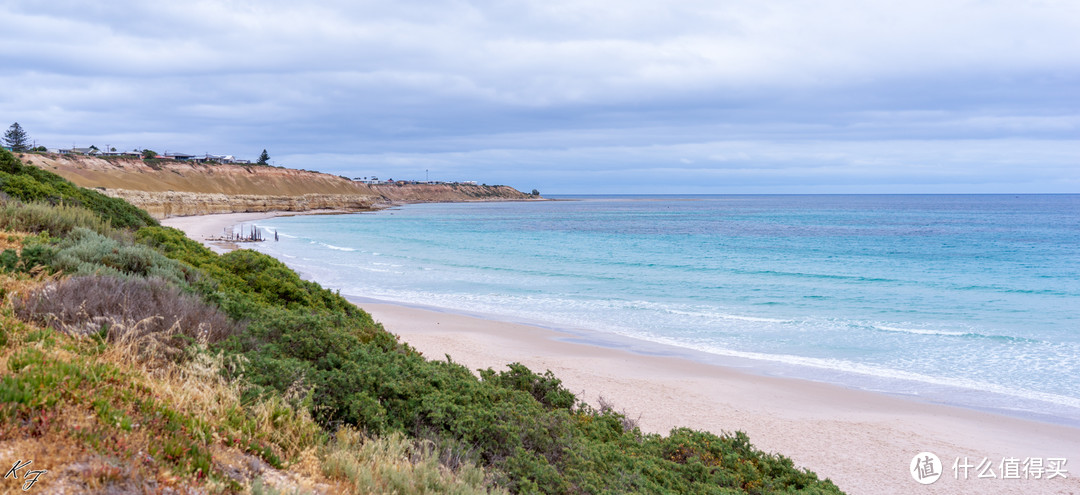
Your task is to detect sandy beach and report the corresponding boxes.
[161,209,350,252]
[163,211,1080,495]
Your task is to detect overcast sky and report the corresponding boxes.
[2,0,1078,193]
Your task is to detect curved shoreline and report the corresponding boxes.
[163,211,1080,495]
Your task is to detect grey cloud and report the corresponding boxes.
[294,138,1079,193]
[1,1,1078,192]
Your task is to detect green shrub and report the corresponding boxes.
[0,248,17,271]
[0,201,112,237]
[480,363,577,410]
[137,226,380,338]
[0,148,157,230]
[0,174,55,202]
[13,240,56,273]
[51,227,194,286]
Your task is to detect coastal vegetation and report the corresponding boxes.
[4,122,31,152]
[0,148,843,493]
[0,149,158,230]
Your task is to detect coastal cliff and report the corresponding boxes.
[367,183,533,202]
[19,153,536,218]
[103,190,377,218]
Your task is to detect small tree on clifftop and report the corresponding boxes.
[257,149,270,165]
[3,122,30,152]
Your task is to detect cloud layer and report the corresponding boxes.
[2,0,1078,192]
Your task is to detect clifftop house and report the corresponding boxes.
[38,146,255,165]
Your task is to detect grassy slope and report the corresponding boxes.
[1,151,157,230]
[0,149,843,494]
[0,271,492,494]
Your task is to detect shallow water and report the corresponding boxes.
[248,194,1080,424]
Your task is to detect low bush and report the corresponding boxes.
[15,275,241,345]
[51,227,196,286]
[0,201,112,237]
[0,248,16,271]
[136,226,380,339]
[0,234,57,274]
[137,227,347,309]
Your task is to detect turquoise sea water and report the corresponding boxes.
[247,195,1080,424]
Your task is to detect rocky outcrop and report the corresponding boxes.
[20,153,539,218]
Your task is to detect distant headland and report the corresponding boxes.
[13,151,540,218]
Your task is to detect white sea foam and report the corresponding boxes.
[358,267,396,274]
[335,287,1080,414]
[665,340,1080,411]
[323,243,357,252]
[250,196,1080,423]
[673,309,791,324]
[874,325,968,337]
[360,289,1078,408]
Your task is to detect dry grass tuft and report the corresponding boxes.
[124,345,327,465]
[0,231,28,251]
[15,275,241,351]
[598,395,642,433]
[321,428,500,495]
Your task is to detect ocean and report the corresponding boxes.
[245,195,1080,425]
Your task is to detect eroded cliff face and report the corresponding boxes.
[367,183,533,202]
[21,153,537,218]
[24,154,374,196]
[105,190,378,218]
